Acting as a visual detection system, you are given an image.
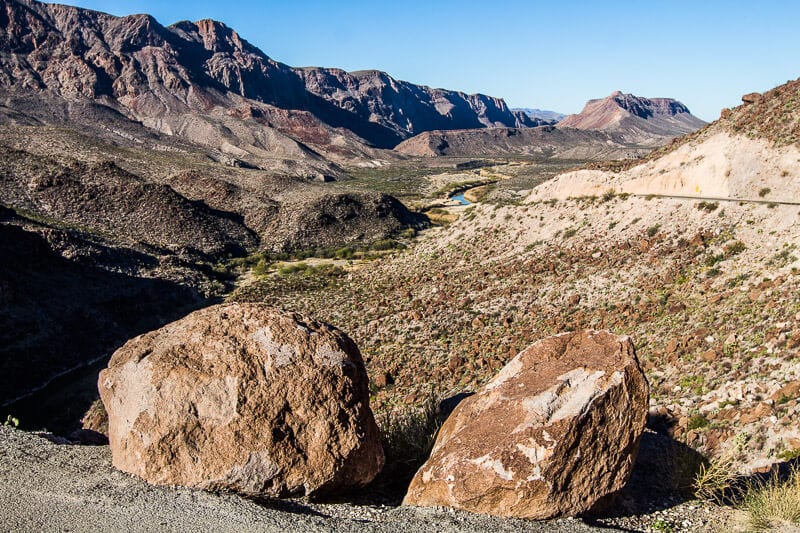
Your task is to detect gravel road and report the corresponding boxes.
[0,426,615,532]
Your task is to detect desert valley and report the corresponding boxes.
[2,1,800,531]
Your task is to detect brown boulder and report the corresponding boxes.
[742,92,762,104]
[99,303,384,497]
[403,330,648,519]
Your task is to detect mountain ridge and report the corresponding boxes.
[0,0,536,153]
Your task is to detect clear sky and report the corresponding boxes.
[59,0,800,121]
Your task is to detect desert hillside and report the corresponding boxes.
[2,1,799,531]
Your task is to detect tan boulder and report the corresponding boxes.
[403,330,648,519]
[99,303,384,497]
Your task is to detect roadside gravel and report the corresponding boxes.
[0,427,606,532]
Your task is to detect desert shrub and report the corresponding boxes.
[697,201,719,212]
[742,466,800,531]
[646,224,661,237]
[724,241,746,257]
[602,189,617,202]
[370,239,398,251]
[693,454,736,503]
[563,227,578,239]
[759,187,772,198]
[371,395,441,495]
[400,228,417,239]
[277,262,309,275]
[335,247,355,260]
[687,413,709,430]
[252,258,271,277]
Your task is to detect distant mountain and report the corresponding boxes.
[0,0,534,156]
[512,108,566,123]
[558,91,706,144]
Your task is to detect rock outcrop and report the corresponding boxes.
[403,330,648,519]
[99,303,384,497]
[260,192,428,252]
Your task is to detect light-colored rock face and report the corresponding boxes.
[528,132,800,202]
[403,330,648,519]
[98,303,384,497]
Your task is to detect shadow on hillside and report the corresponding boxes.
[0,221,210,435]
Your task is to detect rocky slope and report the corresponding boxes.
[0,122,428,415]
[394,125,650,160]
[0,0,536,160]
[0,215,204,409]
[558,91,706,145]
[231,76,800,483]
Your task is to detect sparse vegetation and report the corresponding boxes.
[372,395,442,493]
[759,187,772,198]
[693,454,736,503]
[742,467,800,531]
[697,201,719,212]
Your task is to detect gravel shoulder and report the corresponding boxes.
[0,426,613,532]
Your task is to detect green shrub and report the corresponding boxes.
[759,187,772,198]
[277,262,309,275]
[252,258,271,277]
[697,201,719,212]
[687,413,710,430]
[724,241,746,257]
[646,224,661,237]
[370,239,401,251]
[694,454,736,503]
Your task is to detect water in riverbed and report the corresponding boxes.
[451,193,471,205]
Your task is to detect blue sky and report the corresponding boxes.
[60,1,800,121]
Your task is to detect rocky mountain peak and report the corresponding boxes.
[610,91,692,119]
[171,18,249,54]
[558,90,705,142]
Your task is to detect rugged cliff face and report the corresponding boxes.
[0,0,531,150]
[297,67,537,141]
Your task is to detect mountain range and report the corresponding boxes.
[0,0,704,173]
[0,0,541,165]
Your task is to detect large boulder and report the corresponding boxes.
[98,303,384,497]
[403,330,648,519]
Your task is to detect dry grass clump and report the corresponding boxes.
[742,466,800,531]
[370,394,442,497]
[693,454,737,503]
